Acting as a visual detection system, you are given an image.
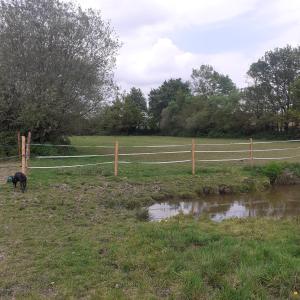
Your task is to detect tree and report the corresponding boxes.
[99,98,123,134]
[241,84,278,133]
[148,78,190,129]
[190,65,237,96]
[121,96,145,134]
[160,90,189,135]
[0,0,120,142]
[287,78,300,128]
[94,89,147,135]
[247,45,300,132]
[126,87,147,112]
[290,78,300,110]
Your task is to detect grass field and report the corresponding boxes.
[0,136,300,299]
[26,135,300,180]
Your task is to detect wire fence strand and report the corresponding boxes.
[3,139,300,171]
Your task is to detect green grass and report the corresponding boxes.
[27,135,300,179]
[0,136,300,299]
[26,135,300,194]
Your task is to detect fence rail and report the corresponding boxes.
[2,136,300,175]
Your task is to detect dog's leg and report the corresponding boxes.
[22,182,26,193]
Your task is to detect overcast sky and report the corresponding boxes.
[78,0,300,95]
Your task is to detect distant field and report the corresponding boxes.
[2,135,300,181]
[69,136,300,166]
[24,135,300,180]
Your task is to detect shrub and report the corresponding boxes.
[261,162,283,185]
[0,132,18,157]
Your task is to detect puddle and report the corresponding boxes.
[148,185,300,221]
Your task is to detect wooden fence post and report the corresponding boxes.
[114,140,119,176]
[21,136,27,175]
[249,138,254,166]
[17,130,21,161]
[192,139,196,175]
[26,131,31,167]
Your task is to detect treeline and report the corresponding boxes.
[88,45,300,138]
[0,0,300,146]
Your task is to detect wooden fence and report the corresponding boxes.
[12,135,300,176]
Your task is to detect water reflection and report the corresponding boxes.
[148,186,300,221]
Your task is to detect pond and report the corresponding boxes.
[148,185,300,222]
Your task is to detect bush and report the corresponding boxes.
[0,132,77,157]
[30,145,77,157]
[0,132,18,157]
[30,136,77,157]
[261,162,283,185]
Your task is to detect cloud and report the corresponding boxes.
[77,0,300,95]
[116,38,252,94]
[82,0,258,35]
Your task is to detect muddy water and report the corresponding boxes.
[148,185,300,221]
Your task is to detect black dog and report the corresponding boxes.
[8,172,27,192]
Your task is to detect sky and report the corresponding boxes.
[78,0,300,95]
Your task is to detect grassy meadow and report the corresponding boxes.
[0,136,300,299]
[28,135,300,181]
